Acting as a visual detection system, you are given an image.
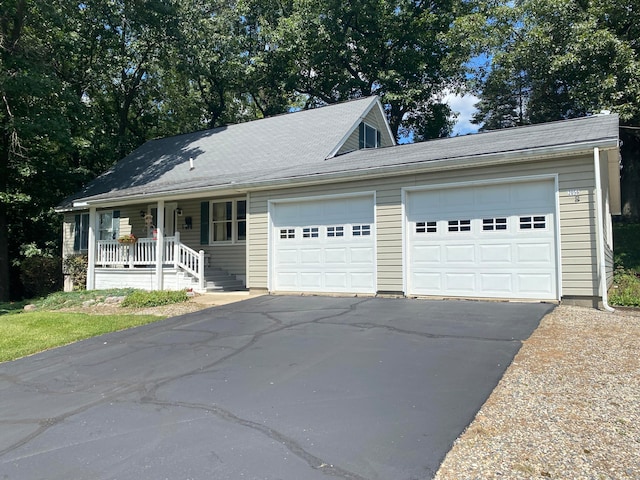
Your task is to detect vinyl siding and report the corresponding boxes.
[248,153,602,298]
[62,213,77,258]
[336,107,394,155]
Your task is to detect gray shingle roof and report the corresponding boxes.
[60,106,619,208]
[58,96,381,209]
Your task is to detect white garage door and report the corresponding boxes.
[271,195,376,293]
[406,179,558,300]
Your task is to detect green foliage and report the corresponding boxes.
[613,223,640,272]
[18,255,62,298]
[471,0,640,128]
[609,223,640,306]
[121,289,189,308]
[609,268,640,307]
[62,254,88,291]
[34,288,136,310]
[0,310,163,363]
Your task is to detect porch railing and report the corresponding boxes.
[96,232,205,289]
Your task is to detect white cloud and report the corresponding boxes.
[443,92,480,136]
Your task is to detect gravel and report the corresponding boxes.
[434,305,640,480]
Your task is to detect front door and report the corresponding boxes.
[148,203,178,238]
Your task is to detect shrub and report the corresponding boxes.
[19,256,62,298]
[62,254,88,290]
[121,289,189,308]
[608,267,640,307]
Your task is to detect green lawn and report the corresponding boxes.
[0,289,189,363]
[0,311,163,363]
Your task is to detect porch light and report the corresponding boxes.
[140,210,145,217]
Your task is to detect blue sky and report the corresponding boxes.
[444,92,480,136]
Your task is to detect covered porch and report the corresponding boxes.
[78,197,246,293]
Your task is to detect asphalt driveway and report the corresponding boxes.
[0,296,553,480]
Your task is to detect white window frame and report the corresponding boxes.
[363,122,379,149]
[210,198,247,244]
[98,211,120,241]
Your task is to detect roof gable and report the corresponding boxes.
[59,96,384,209]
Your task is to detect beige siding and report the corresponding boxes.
[248,153,601,299]
[336,106,395,155]
[62,213,77,258]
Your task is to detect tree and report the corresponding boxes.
[471,0,640,218]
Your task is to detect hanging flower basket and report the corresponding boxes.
[117,234,137,244]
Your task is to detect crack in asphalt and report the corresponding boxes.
[143,397,370,480]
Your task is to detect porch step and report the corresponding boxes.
[202,267,247,292]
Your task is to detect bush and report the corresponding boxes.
[62,254,88,290]
[19,256,62,298]
[121,289,189,308]
[608,267,640,307]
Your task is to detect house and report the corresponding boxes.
[56,96,621,307]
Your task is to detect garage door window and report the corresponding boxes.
[482,217,507,231]
[416,221,437,233]
[519,215,546,230]
[327,226,344,237]
[448,219,471,232]
[352,224,371,236]
[280,228,295,239]
[303,227,319,238]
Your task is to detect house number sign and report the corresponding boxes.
[567,189,581,202]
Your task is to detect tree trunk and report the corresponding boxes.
[620,128,640,222]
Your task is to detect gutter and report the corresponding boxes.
[593,147,615,312]
[70,138,619,209]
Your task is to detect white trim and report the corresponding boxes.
[208,197,247,245]
[593,147,615,312]
[326,98,396,159]
[87,207,97,290]
[553,174,563,300]
[156,199,165,290]
[402,174,561,300]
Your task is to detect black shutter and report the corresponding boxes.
[73,214,81,251]
[358,123,365,149]
[376,129,381,147]
[200,201,209,244]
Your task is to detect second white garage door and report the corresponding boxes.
[270,194,376,293]
[406,179,558,300]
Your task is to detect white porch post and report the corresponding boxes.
[156,200,165,290]
[87,207,97,290]
[173,231,180,268]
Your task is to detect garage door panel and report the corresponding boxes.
[445,273,476,292]
[276,249,299,265]
[300,273,322,288]
[445,245,475,262]
[300,248,322,263]
[351,247,375,263]
[407,180,557,300]
[276,272,299,288]
[516,244,553,263]
[413,272,442,290]
[351,272,375,289]
[272,195,375,294]
[413,245,441,263]
[518,274,553,294]
[325,273,348,289]
[479,244,512,263]
[325,248,347,264]
[480,274,513,293]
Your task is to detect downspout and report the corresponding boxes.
[593,147,615,312]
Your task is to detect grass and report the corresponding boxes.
[610,223,640,307]
[0,310,163,363]
[0,289,190,363]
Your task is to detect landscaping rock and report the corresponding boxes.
[82,299,96,307]
[23,304,37,311]
[104,296,126,305]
